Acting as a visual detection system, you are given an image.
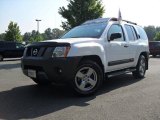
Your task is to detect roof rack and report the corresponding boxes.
[109,17,137,25]
[122,20,137,25]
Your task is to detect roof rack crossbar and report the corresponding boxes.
[109,17,137,25]
[122,20,137,25]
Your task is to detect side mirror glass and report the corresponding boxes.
[109,33,122,41]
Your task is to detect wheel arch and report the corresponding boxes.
[139,52,149,70]
[79,55,105,73]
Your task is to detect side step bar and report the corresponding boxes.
[107,68,136,78]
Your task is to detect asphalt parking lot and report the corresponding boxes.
[0,57,160,120]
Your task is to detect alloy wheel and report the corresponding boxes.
[75,67,98,92]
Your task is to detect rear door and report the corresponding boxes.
[3,42,16,58]
[124,24,138,66]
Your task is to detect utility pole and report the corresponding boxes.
[35,19,42,33]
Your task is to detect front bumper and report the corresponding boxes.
[21,57,81,83]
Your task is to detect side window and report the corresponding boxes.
[108,24,125,41]
[136,26,148,40]
[124,25,137,41]
[130,26,138,40]
[16,43,24,49]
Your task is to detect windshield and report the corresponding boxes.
[61,23,107,39]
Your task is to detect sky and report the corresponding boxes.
[0,0,160,34]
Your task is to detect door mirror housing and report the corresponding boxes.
[109,33,122,41]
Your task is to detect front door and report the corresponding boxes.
[105,24,131,72]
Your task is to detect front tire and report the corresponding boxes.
[71,60,104,96]
[132,55,146,79]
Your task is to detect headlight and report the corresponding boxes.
[52,46,70,58]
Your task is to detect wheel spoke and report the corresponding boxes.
[76,71,84,79]
[87,68,94,76]
[139,66,142,71]
[88,78,96,86]
[142,63,145,68]
[79,81,86,89]
[141,68,144,73]
[139,64,145,75]
[142,65,145,70]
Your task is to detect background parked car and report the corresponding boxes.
[0,41,25,61]
[149,41,160,57]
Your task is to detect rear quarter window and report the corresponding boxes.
[136,26,148,40]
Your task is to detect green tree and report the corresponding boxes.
[34,34,43,42]
[42,28,54,40]
[154,32,160,41]
[42,28,65,40]
[156,27,160,32]
[5,21,22,42]
[52,28,65,39]
[0,33,5,41]
[144,26,156,40]
[29,30,43,43]
[59,0,105,30]
[23,32,31,42]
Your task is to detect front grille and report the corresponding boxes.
[26,46,55,57]
[25,42,70,57]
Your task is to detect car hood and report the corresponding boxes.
[43,38,99,44]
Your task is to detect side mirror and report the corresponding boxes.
[109,33,122,41]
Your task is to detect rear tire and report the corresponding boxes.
[132,55,146,79]
[32,78,52,85]
[0,55,3,61]
[71,60,104,96]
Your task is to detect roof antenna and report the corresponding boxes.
[118,8,122,24]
